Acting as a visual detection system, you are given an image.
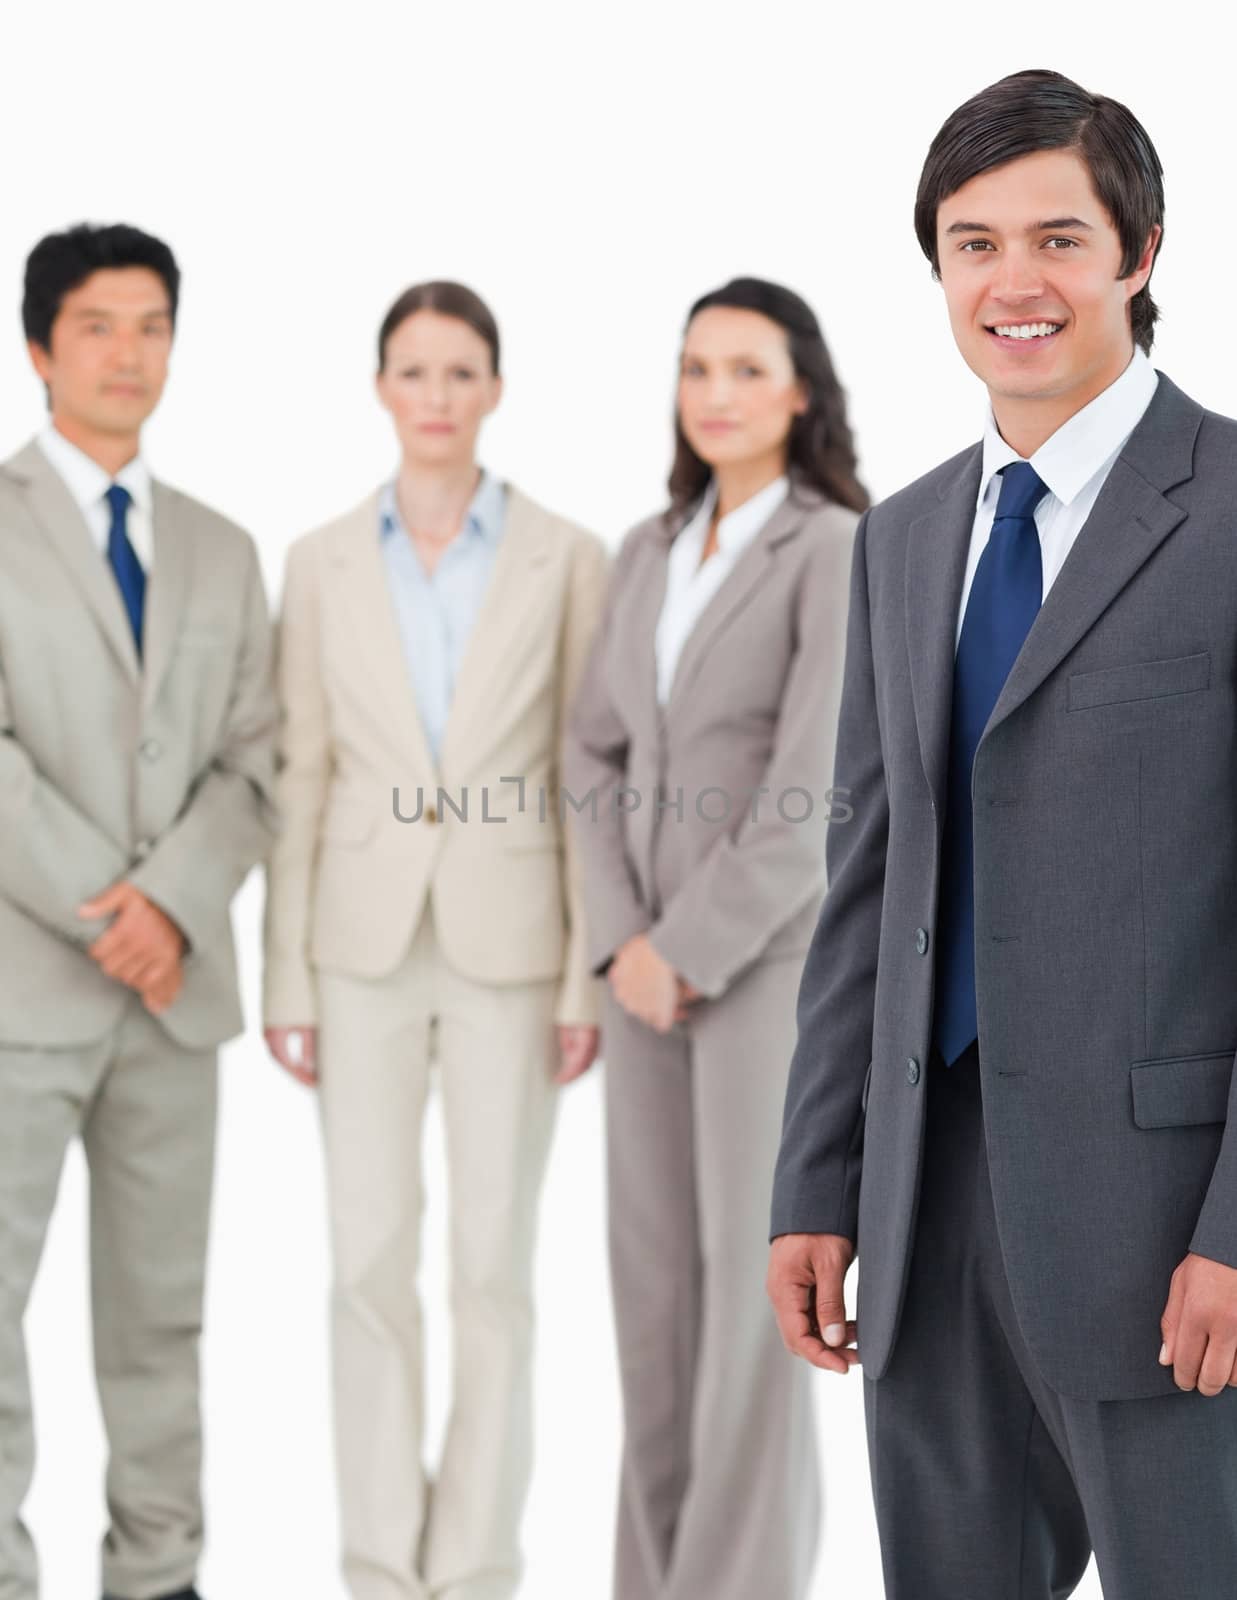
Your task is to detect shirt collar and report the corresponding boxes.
[380,468,505,545]
[978,345,1159,509]
[679,473,790,557]
[36,423,152,516]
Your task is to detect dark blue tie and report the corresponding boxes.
[933,461,1047,1066]
[105,483,145,660]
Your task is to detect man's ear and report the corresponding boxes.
[1128,223,1163,296]
[26,338,52,386]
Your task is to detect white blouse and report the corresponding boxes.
[655,474,789,704]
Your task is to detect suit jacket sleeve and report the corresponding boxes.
[128,533,278,954]
[0,641,130,947]
[552,528,611,1028]
[261,535,331,1028]
[563,524,655,974]
[1190,1075,1237,1268]
[769,510,888,1244]
[646,511,857,997]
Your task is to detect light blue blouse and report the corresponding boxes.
[379,470,507,761]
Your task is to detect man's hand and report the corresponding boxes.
[140,961,184,1015]
[555,1024,600,1085]
[608,934,683,1032]
[264,1026,319,1088]
[1159,1251,1237,1394]
[79,881,186,996]
[767,1232,859,1374]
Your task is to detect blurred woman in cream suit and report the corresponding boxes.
[262,281,608,1600]
[565,278,867,1600]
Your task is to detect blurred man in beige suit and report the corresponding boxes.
[263,281,607,1600]
[0,224,278,1600]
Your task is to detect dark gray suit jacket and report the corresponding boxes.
[771,374,1237,1401]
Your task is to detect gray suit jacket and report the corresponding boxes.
[0,438,278,1049]
[771,374,1237,1401]
[565,484,858,998]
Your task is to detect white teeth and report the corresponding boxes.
[992,322,1062,339]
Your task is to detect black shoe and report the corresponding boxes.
[103,1590,202,1600]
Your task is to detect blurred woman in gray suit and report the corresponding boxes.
[564,277,868,1600]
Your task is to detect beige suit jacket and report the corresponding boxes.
[564,484,859,999]
[262,483,609,1029]
[0,437,279,1049]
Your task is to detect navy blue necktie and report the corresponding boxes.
[933,461,1047,1066]
[105,483,145,660]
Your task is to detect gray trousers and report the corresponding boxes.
[865,1040,1237,1599]
[603,954,819,1600]
[0,995,217,1600]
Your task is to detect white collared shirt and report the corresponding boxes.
[655,474,789,704]
[36,423,154,569]
[955,346,1159,649]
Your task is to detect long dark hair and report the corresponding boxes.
[914,70,1165,354]
[377,279,501,374]
[668,276,869,517]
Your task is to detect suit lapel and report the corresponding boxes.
[631,523,672,743]
[904,445,982,811]
[984,376,1200,741]
[440,485,554,768]
[330,491,440,784]
[664,489,819,718]
[141,480,193,711]
[8,438,140,685]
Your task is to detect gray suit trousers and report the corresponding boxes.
[603,954,819,1600]
[865,1042,1237,1599]
[0,995,217,1600]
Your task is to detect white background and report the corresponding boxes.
[1,3,1228,1595]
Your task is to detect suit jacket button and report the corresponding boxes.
[139,737,162,763]
[425,804,438,823]
[915,927,929,955]
[906,1056,921,1086]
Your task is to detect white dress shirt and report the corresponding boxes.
[655,474,789,704]
[955,346,1159,649]
[36,423,154,569]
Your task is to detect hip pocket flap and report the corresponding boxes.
[1130,1049,1234,1129]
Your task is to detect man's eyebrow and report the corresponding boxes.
[68,306,172,319]
[943,216,1095,236]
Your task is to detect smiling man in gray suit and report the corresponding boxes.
[0,225,277,1600]
[769,70,1237,1598]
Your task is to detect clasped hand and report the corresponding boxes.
[78,880,186,1012]
[609,933,702,1033]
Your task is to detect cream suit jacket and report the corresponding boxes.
[0,437,279,1049]
[262,483,609,1029]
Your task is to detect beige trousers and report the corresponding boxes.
[317,901,560,1600]
[0,995,217,1600]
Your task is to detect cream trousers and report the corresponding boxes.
[317,901,560,1600]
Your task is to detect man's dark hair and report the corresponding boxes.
[668,275,869,516]
[22,223,180,350]
[377,280,501,375]
[914,70,1165,354]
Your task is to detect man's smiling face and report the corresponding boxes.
[936,146,1158,413]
